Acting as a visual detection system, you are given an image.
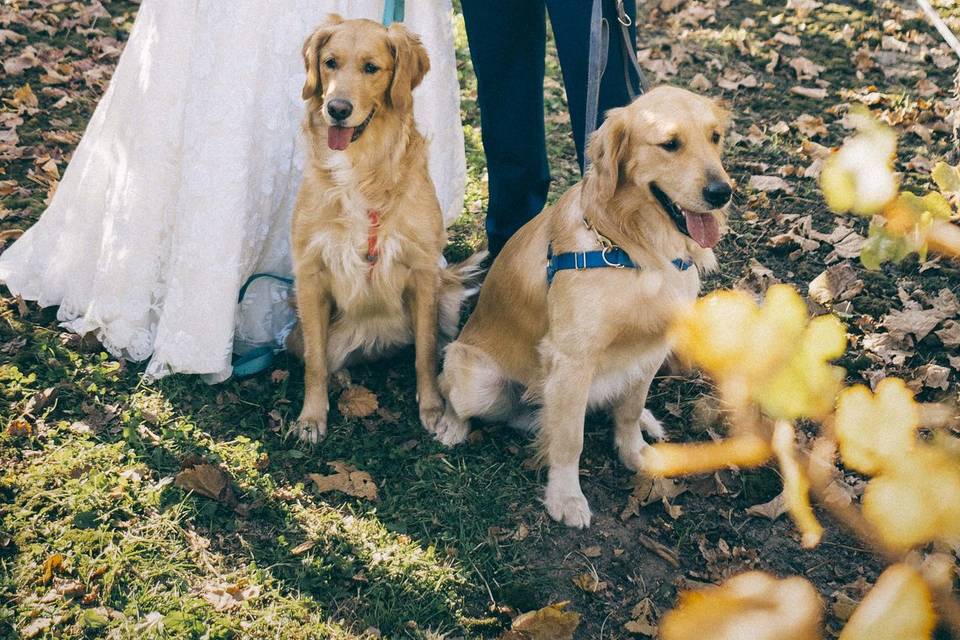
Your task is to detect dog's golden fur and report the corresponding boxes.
[290,15,481,444]
[437,86,733,527]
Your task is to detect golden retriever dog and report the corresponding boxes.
[436,86,733,527]
[290,15,482,444]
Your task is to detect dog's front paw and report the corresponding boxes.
[432,407,470,447]
[290,412,327,445]
[418,399,444,434]
[640,408,667,441]
[544,489,592,529]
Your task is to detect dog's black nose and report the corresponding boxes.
[326,99,353,122]
[703,180,732,208]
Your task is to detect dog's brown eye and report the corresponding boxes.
[363,63,380,75]
[712,131,722,144]
[324,58,338,70]
[660,138,680,152]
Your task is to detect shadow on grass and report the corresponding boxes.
[0,293,545,638]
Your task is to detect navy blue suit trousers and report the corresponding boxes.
[461,0,641,255]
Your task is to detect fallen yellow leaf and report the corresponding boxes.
[502,601,580,640]
[307,461,378,501]
[40,553,64,585]
[338,385,379,418]
[174,464,231,502]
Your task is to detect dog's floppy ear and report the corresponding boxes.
[712,98,732,130]
[586,107,629,202]
[386,23,430,112]
[301,14,343,101]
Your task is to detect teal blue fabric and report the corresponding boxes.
[382,0,405,25]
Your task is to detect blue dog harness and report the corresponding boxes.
[546,218,693,285]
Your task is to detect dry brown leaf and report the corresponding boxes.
[717,70,758,91]
[502,602,580,640]
[3,46,40,76]
[689,72,712,91]
[880,35,909,53]
[582,545,602,558]
[338,385,379,418]
[745,124,766,145]
[881,306,950,343]
[0,30,27,46]
[904,155,932,172]
[915,363,950,390]
[174,464,231,501]
[793,114,828,138]
[746,492,787,521]
[915,78,940,97]
[572,572,607,593]
[21,617,52,639]
[621,476,687,521]
[290,540,316,556]
[0,229,25,244]
[308,461,378,501]
[201,582,261,612]
[8,84,39,111]
[861,333,912,366]
[790,86,828,100]
[832,591,859,622]
[765,50,780,73]
[748,175,794,194]
[822,477,859,507]
[659,0,687,11]
[935,320,960,347]
[789,56,825,80]
[624,598,659,637]
[808,262,864,304]
[769,121,791,135]
[638,532,680,567]
[773,31,801,46]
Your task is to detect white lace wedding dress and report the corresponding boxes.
[0,0,466,382]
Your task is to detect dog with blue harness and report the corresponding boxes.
[435,86,734,528]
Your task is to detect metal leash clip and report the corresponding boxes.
[616,0,632,27]
[583,217,626,268]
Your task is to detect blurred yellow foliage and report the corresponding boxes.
[861,447,960,551]
[672,284,846,420]
[819,109,898,216]
[839,564,935,640]
[836,379,960,550]
[660,572,823,640]
[772,421,823,548]
[643,434,773,477]
[834,379,919,476]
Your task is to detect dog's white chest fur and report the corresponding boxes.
[304,154,413,364]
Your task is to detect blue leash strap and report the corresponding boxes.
[583,0,609,173]
[382,0,405,25]
[237,272,294,303]
[233,272,296,377]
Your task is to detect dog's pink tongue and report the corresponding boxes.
[327,126,355,151]
[684,211,720,249]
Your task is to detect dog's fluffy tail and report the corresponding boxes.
[439,250,488,341]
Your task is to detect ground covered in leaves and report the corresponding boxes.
[1,0,959,638]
